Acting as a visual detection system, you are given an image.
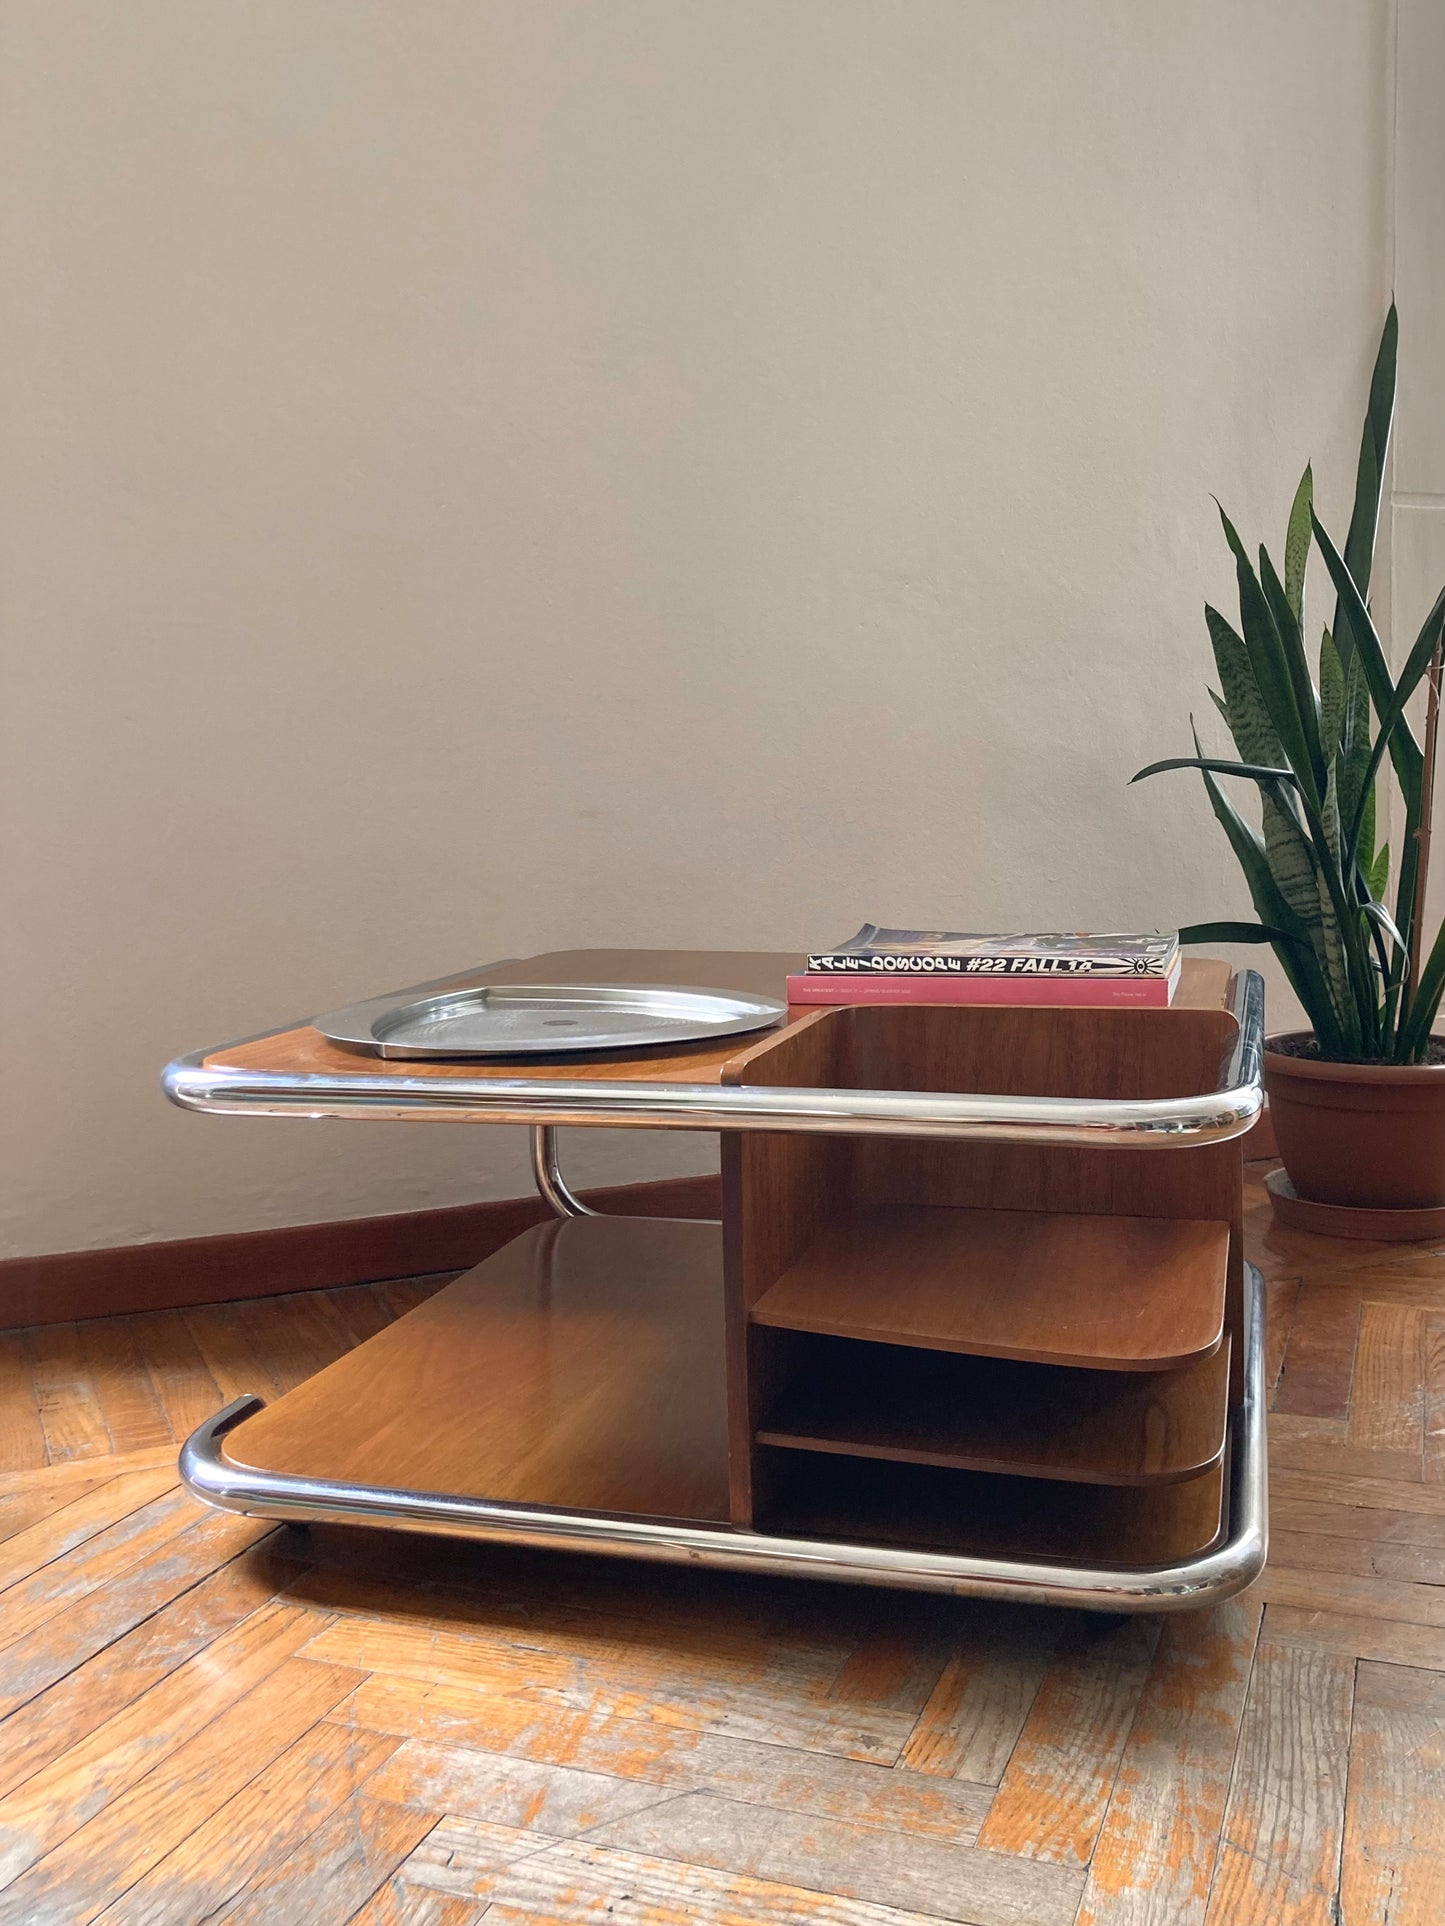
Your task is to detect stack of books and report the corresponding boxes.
[787,926,1182,1009]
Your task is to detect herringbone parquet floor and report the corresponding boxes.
[0,1168,1441,1924]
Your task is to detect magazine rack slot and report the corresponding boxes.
[754,1330,1230,1486]
[721,997,1245,1533]
[754,1448,1227,1567]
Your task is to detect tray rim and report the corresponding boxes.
[314,979,789,1060]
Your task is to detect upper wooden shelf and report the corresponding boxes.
[203,949,1236,1091]
[750,1204,1229,1370]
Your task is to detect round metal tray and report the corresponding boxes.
[313,982,787,1059]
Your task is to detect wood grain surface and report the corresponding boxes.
[719,1007,851,1522]
[723,969,1247,1525]
[750,1206,1229,1369]
[222,1218,731,1524]
[756,1334,1230,1484]
[0,1161,1440,1923]
[203,949,1232,1088]
[216,1199,1227,1563]
[1202,1636,1354,1924]
[1339,1660,1445,1924]
[757,1449,1226,1565]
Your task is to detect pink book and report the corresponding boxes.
[786,970,1178,1009]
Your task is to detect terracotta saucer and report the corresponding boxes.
[1265,1166,1445,1243]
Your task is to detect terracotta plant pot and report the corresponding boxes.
[1264,1033,1445,1209]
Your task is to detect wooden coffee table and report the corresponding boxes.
[165,950,1267,1608]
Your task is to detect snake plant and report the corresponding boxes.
[1134,306,1445,1063]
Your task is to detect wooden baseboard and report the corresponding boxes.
[0,1173,724,1332]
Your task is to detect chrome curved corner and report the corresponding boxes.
[179,1268,1267,1611]
[164,970,1264,1151]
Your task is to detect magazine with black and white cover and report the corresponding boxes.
[806,926,1180,978]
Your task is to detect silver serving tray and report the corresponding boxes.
[313,981,787,1060]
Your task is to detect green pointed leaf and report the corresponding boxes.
[1362,896,1406,954]
[1388,803,1423,1043]
[1355,867,1396,995]
[1356,782,1379,891]
[1179,723,1345,1052]
[1319,629,1345,753]
[1263,793,1322,928]
[1144,721,1327,979]
[1182,724,1301,930]
[1333,304,1397,669]
[1260,543,1325,787]
[1338,648,1372,831]
[1340,654,1371,874]
[1308,765,1371,1051]
[1218,506,1321,807]
[1321,763,1342,866]
[1398,912,1445,1059]
[1367,839,1390,902]
[1205,604,1283,767]
[1313,511,1424,797]
[1180,921,1309,947]
[1257,778,1346,1042]
[1131,754,1297,786]
[1285,465,1312,626]
[1315,866,1354,1042]
[1263,781,1356,1032]
[1343,579,1445,867]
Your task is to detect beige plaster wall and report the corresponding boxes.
[0,1,1392,1260]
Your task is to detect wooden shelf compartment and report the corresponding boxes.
[755,1329,1230,1486]
[222,1215,730,1526]
[720,987,1248,1526]
[749,1204,1229,1371]
[757,1446,1227,1567]
[722,984,1243,1108]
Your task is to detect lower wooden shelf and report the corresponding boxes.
[222,1215,731,1525]
[750,1204,1229,1369]
[211,1211,1234,1575]
[756,1331,1230,1485]
[757,1447,1227,1566]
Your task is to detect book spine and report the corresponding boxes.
[786,973,1174,1008]
[804,954,1172,978]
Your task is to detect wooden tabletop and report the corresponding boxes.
[203,949,1236,1090]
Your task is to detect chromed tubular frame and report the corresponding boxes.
[530,1125,596,1218]
[164,969,1264,1150]
[179,1267,1267,1610]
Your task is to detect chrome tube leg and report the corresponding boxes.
[530,1124,597,1218]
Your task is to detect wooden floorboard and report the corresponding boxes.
[1340,1661,1445,1924]
[1201,1638,1354,1925]
[0,1170,1442,1922]
[1075,1594,1261,1926]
